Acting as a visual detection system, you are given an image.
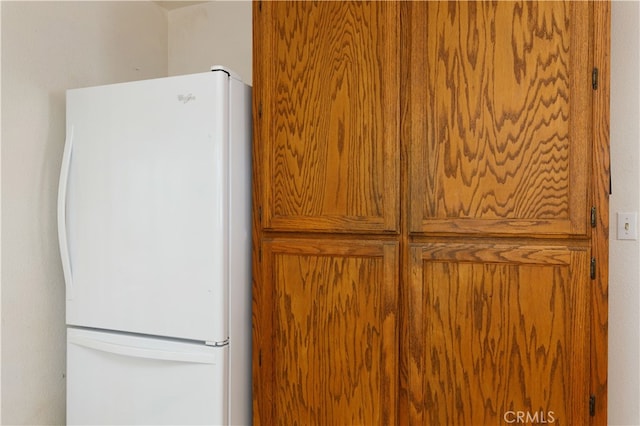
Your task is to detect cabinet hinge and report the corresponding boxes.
[592,67,599,90]
[589,395,596,416]
[258,102,262,119]
[591,206,597,228]
[590,258,596,280]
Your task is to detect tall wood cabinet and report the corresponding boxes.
[252,2,610,425]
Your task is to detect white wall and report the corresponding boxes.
[168,1,252,83]
[0,2,168,423]
[610,2,640,425]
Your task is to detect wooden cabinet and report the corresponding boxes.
[408,242,591,424]
[407,1,592,237]
[253,1,609,425]
[254,1,399,233]
[254,239,398,425]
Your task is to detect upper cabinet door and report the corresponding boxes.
[408,1,592,236]
[254,1,400,233]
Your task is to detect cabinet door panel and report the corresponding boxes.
[408,1,591,236]
[255,1,399,233]
[255,239,398,425]
[408,242,591,425]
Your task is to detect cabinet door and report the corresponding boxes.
[254,1,399,233]
[253,239,398,425]
[408,1,592,236]
[408,242,591,425]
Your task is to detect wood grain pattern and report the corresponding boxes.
[409,243,591,425]
[590,2,611,424]
[258,1,399,233]
[409,1,591,236]
[261,239,398,425]
[253,1,609,424]
[252,4,267,422]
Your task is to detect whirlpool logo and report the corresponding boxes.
[503,410,556,424]
[177,93,196,104]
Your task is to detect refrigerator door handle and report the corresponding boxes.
[58,126,74,300]
[68,332,218,365]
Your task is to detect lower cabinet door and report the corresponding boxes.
[254,238,399,425]
[408,242,591,425]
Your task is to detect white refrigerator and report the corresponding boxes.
[58,67,252,425]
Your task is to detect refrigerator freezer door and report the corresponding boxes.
[62,72,231,342]
[67,328,228,425]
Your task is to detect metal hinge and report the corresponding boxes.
[590,258,596,280]
[591,207,597,228]
[589,395,596,416]
[205,338,229,347]
[592,68,599,90]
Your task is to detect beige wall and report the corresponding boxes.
[1,2,168,423]
[610,2,640,424]
[168,1,252,83]
[0,1,253,422]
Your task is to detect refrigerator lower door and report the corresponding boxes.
[67,328,228,425]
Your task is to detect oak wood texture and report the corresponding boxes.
[408,242,591,425]
[253,1,610,424]
[254,1,400,233]
[409,1,592,237]
[590,2,611,424]
[257,239,398,425]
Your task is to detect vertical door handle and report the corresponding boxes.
[58,126,74,300]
